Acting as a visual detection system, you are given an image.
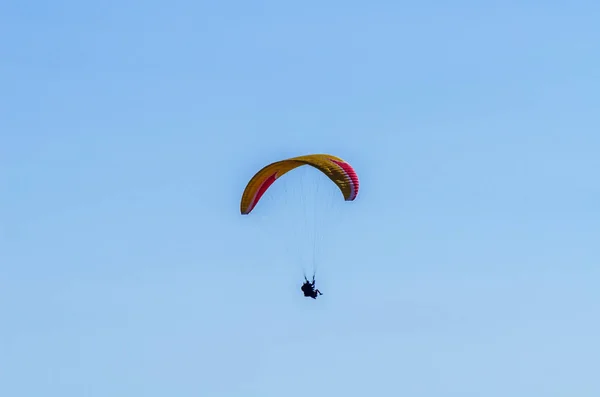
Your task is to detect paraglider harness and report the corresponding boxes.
[301,276,322,299]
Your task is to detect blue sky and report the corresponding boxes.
[2,1,600,396]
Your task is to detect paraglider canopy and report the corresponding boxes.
[240,154,359,215]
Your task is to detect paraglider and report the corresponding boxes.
[301,276,322,299]
[240,154,359,299]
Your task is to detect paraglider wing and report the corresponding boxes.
[240,154,359,215]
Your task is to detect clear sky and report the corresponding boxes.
[2,1,600,396]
